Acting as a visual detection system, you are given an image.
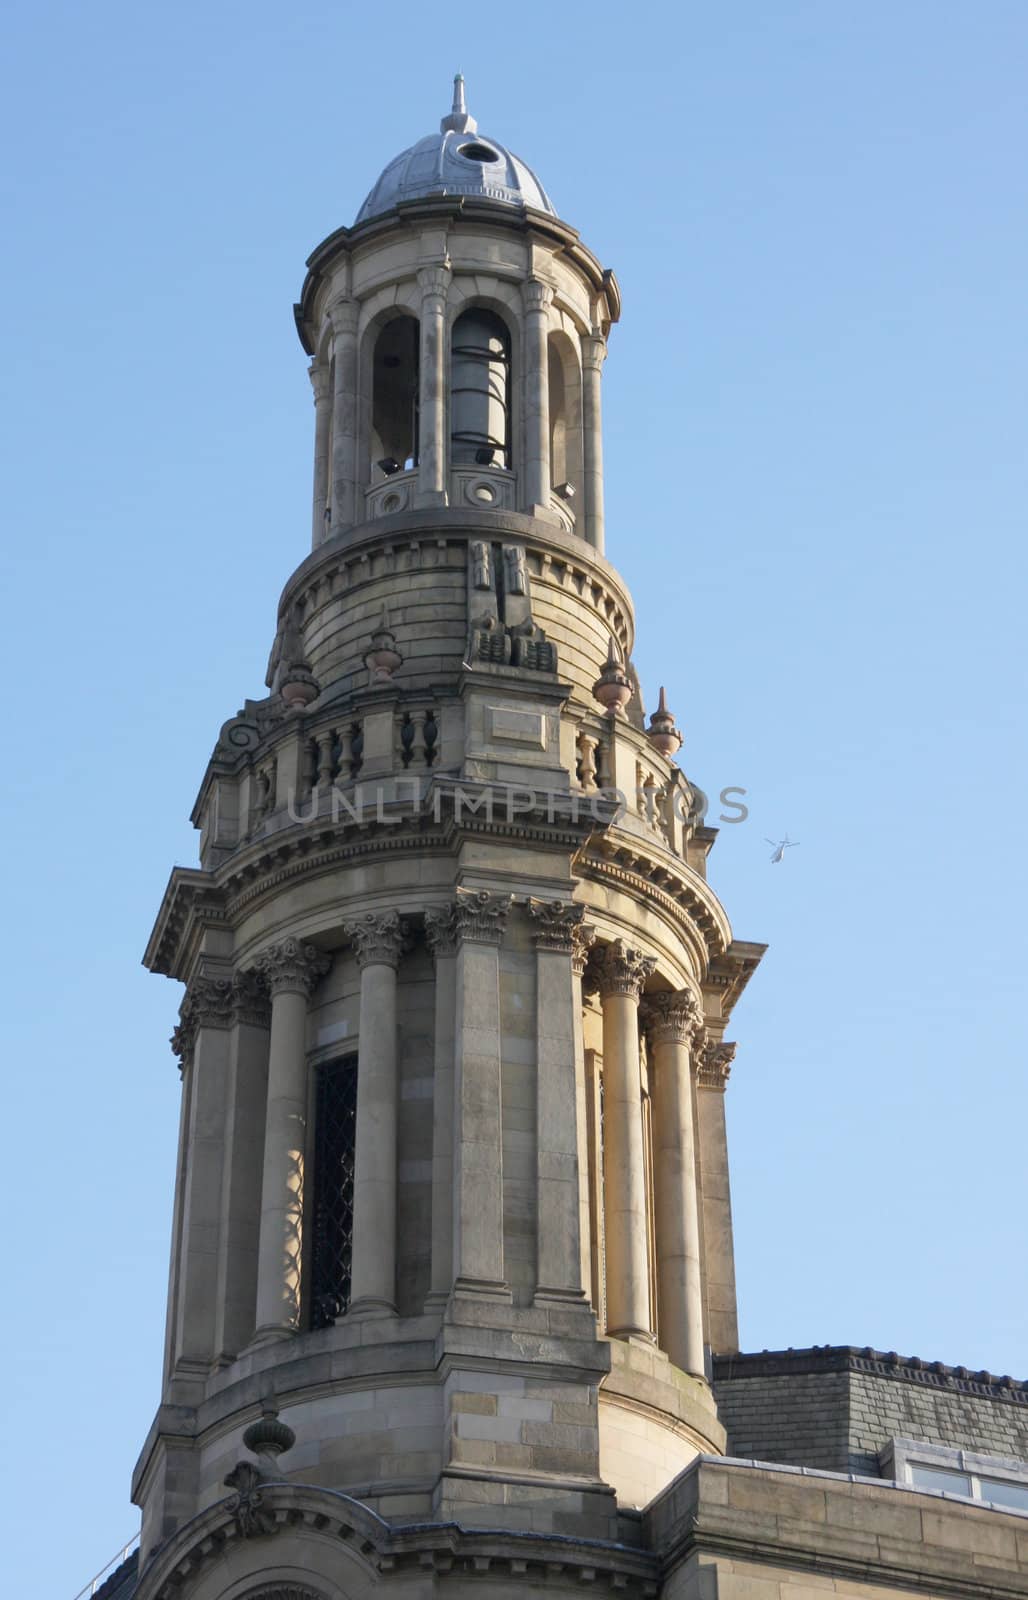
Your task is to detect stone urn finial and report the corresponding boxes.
[364,604,403,685]
[242,1394,296,1479]
[592,636,633,717]
[647,686,683,756]
[278,606,320,709]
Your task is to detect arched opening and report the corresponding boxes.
[451,308,511,468]
[548,332,583,499]
[371,315,419,480]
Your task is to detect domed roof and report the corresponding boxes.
[356,76,556,225]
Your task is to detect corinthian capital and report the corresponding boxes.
[454,888,511,947]
[590,939,657,1001]
[170,972,233,1067]
[258,938,332,997]
[231,968,271,1029]
[424,904,459,960]
[344,909,408,970]
[697,1038,737,1090]
[527,898,586,956]
[641,988,702,1047]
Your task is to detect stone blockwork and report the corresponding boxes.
[713,1346,1028,1476]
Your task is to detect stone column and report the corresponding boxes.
[213,970,271,1363]
[695,1037,739,1355]
[417,263,450,507]
[582,330,606,553]
[424,904,458,1308]
[253,939,331,1343]
[328,296,359,533]
[642,989,705,1376]
[310,358,332,547]
[169,973,235,1376]
[522,279,553,514]
[527,899,594,1305]
[345,910,407,1316]
[594,940,656,1340]
[452,889,512,1300]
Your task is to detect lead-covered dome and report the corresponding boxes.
[356,76,556,224]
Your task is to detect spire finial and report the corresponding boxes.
[440,71,477,135]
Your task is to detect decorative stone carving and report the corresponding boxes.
[522,278,554,314]
[417,262,451,300]
[344,909,407,969]
[571,922,598,977]
[327,295,359,338]
[453,888,511,946]
[590,939,656,1000]
[257,939,332,997]
[231,968,271,1030]
[471,540,493,589]
[241,1588,327,1600]
[642,988,702,1046]
[503,543,528,596]
[171,972,237,1065]
[424,903,459,959]
[647,686,683,756]
[527,898,586,954]
[223,1461,278,1538]
[697,1038,737,1090]
[363,604,402,684]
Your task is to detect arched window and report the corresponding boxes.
[371,316,419,479]
[451,308,511,468]
[309,1054,358,1329]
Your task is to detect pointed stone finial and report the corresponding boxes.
[647,685,683,756]
[364,603,403,685]
[592,635,633,717]
[440,71,477,135]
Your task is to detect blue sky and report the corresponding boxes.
[2,3,1026,1593]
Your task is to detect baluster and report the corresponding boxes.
[316,729,335,789]
[423,707,438,766]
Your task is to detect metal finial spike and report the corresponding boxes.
[440,71,477,135]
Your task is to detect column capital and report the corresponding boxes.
[258,938,332,997]
[641,987,702,1047]
[522,277,554,314]
[309,359,332,404]
[417,262,451,298]
[697,1037,737,1090]
[344,909,408,970]
[424,903,459,960]
[582,331,607,372]
[327,296,359,337]
[231,967,272,1030]
[589,938,656,1001]
[527,898,589,957]
[454,887,512,947]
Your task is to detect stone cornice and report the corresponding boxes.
[135,1481,656,1600]
[578,842,729,971]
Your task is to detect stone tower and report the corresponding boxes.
[133,77,765,1600]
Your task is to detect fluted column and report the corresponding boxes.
[642,989,705,1376]
[168,973,235,1375]
[252,939,331,1343]
[593,940,656,1340]
[417,263,450,507]
[527,900,594,1305]
[345,910,406,1316]
[582,330,606,553]
[522,279,553,514]
[695,1036,739,1355]
[328,296,359,533]
[310,358,332,547]
[452,889,512,1300]
[425,904,458,1308]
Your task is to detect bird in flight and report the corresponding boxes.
[765,835,799,864]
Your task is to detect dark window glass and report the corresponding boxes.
[310,1055,358,1329]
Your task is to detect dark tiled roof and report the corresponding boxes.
[91,1549,139,1600]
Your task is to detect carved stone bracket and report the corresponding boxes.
[697,1038,737,1090]
[223,1461,278,1539]
[641,988,703,1047]
[344,909,408,970]
[454,888,512,947]
[424,903,459,960]
[588,939,657,1001]
[257,938,332,998]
